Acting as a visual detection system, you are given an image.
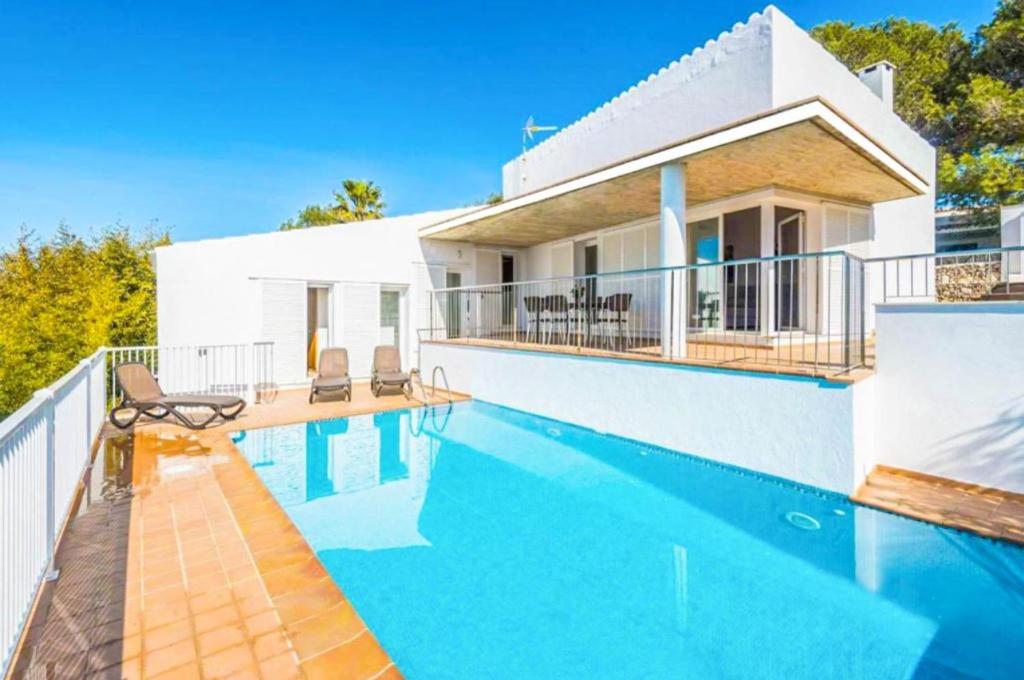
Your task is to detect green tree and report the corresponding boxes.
[812,1,1024,216]
[280,179,386,230]
[974,0,1024,89]
[811,18,971,142]
[0,226,167,416]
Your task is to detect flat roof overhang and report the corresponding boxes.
[419,99,930,247]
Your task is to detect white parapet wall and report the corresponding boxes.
[501,9,774,198]
[422,343,876,495]
[874,303,1024,494]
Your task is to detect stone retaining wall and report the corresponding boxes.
[936,261,1001,302]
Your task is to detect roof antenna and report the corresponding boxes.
[522,115,558,152]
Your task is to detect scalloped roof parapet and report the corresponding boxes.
[519,5,777,163]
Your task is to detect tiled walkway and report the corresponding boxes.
[12,384,465,680]
[854,465,1024,545]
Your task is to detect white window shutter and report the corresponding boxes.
[600,233,622,273]
[550,242,573,278]
[823,203,871,258]
[824,205,849,250]
[335,282,381,379]
[622,228,645,271]
[848,210,871,258]
[259,280,307,386]
[645,222,660,268]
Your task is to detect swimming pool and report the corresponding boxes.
[232,401,1024,679]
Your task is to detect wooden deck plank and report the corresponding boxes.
[854,465,1024,545]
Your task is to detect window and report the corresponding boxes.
[380,289,402,348]
[824,204,871,256]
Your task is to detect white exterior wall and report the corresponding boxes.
[874,303,1024,494]
[768,10,932,179]
[502,10,774,197]
[421,342,875,494]
[156,208,479,379]
[870,196,935,258]
[1001,203,1023,248]
[1002,203,1023,279]
[769,10,936,263]
[502,6,935,266]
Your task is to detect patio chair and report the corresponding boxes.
[309,347,352,403]
[371,345,412,398]
[601,292,634,350]
[109,362,246,430]
[524,296,544,342]
[545,294,571,344]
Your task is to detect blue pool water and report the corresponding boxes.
[232,401,1024,679]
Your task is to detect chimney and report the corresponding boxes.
[856,61,896,111]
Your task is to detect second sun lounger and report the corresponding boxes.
[371,345,412,398]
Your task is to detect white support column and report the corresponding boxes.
[759,199,775,337]
[660,163,687,357]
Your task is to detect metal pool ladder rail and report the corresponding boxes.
[431,365,453,403]
[411,365,454,405]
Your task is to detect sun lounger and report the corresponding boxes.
[371,345,412,398]
[309,347,352,403]
[109,362,246,430]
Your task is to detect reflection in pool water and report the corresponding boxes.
[234,401,1024,679]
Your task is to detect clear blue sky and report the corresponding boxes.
[0,1,997,244]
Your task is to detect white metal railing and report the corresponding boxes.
[423,251,867,374]
[0,348,107,675]
[867,245,1024,303]
[0,341,275,674]
[107,342,275,405]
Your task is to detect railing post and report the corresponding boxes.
[859,261,866,366]
[81,358,93,465]
[843,255,851,370]
[98,347,107,427]
[34,388,59,582]
[109,349,116,405]
[245,344,254,404]
[512,294,518,345]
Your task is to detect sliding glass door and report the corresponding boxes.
[687,218,721,330]
[775,208,805,332]
[723,207,761,331]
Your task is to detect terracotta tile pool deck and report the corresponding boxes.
[11,382,1024,679]
[11,384,466,680]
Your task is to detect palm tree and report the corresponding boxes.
[280,179,386,230]
[333,180,386,221]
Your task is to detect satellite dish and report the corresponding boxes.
[522,115,558,149]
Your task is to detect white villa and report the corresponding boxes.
[158,7,932,370]
[154,6,1021,497]
[6,6,1024,678]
